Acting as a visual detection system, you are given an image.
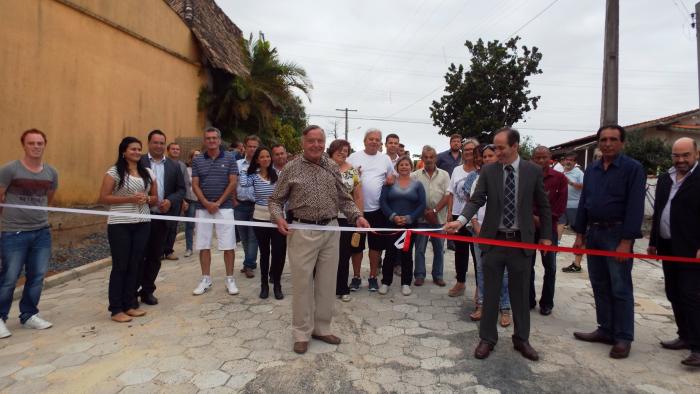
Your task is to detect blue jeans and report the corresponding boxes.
[586,224,634,342]
[235,201,258,269]
[184,201,196,251]
[475,243,510,310]
[0,228,51,323]
[413,224,444,280]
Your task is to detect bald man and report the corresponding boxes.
[648,137,700,367]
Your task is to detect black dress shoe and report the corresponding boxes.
[681,352,700,367]
[573,329,615,345]
[539,306,552,316]
[259,283,269,299]
[610,341,631,359]
[512,337,539,361]
[660,337,690,350]
[474,340,494,359]
[141,293,158,305]
[273,283,284,300]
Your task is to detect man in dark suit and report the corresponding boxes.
[445,127,552,361]
[138,130,185,305]
[648,137,700,367]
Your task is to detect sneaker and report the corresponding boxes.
[22,315,53,330]
[349,277,361,291]
[339,294,351,302]
[562,263,582,273]
[368,277,379,292]
[184,249,193,257]
[378,284,389,295]
[401,285,412,296]
[0,320,11,338]
[192,277,212,295]
[226,277,239,295]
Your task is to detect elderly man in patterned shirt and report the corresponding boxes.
[270,125,370,354]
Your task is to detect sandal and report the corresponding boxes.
[469,305,482,321]
[500,310,511,327]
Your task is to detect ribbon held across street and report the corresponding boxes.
[2,203,699,265]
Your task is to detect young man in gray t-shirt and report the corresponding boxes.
[0,129,58,339]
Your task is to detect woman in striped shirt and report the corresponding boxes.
[99,136,157,323]
[239,146,285,300]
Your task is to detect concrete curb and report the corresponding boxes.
[12,232,185,301]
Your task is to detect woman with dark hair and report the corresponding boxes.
[239,146,285,300]
[183,149,201,257]
[328,139,364,302]
[378,156,426,296]
[99,137,157,323]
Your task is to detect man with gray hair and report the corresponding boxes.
[411,145,450,286]
[347,128,395,292]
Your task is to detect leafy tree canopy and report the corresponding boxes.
[430,37,542,143]
[623,132,672,175]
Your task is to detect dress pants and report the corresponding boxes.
[108,223,150,315]
[381,229,414,286]
[480,236,531,345]
[288,221,340,342]
[252,221,286,284]
[139,218,168,297]
[659,238,700,352]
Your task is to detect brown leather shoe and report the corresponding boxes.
[125,308,147,317]
[681,352,700,367]
[433,278,446,287]
[111,312,132,323]
[610,341,631,359]
[293,341,308,354]
[474,340,494,359]
[447,283,465,297]
[240,267,255,278]
[660,337,690,350]
[469,306,482,321]
[500,310,511,327]
[512,337,539,361]
[573,329,615,345]
[414,278,424,286]
[311,334,341,345]
[164,253,179,261]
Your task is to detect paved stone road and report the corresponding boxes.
[0,233,698,393]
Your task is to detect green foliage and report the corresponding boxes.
[623,132,672,175]
[198,32,311,146]
[272,118,302,154]
[518,135,537,161]
[430,37,542,141]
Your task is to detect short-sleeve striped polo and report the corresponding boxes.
[191,150,239,209]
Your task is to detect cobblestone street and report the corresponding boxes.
[0,233,698,393]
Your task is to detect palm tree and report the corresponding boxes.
[200,32,312,142]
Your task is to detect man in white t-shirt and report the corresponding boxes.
[347,128,395,292]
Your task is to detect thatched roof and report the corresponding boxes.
[165,0,248,76]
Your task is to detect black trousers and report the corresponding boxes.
[480,238,531,345]
[659,239,700,352]
[381,229,414,286]
[336,218,363,296]
[452,215,476,283]
[529,229,557,309]
[107,222,150,314]
[253,220,286,285]
[163,219,178,256]
[139,218,168,296]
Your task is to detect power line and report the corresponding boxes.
[506,0,562,39]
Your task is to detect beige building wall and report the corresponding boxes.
[0,0,207,204]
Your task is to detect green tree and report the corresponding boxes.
[518,135,537,161]
[430,37,542,142]
[199,32,312,144]
[623,132,672,175]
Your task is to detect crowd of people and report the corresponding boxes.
[0,125,698,368]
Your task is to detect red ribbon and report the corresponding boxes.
[403,230,700,264]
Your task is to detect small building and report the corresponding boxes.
[0,0,246,204]
[549,109,700,169]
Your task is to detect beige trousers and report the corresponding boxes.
[287,221,340,342]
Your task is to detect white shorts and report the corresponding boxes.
[195,209,236,251]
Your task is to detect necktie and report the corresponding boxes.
[503,164,515,228]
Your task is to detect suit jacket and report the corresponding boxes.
[460,159,552,256]
[649,166,700,263]
[140,154,186,215]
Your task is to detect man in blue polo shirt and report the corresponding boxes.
[572,124,646,359]
[191,127,240,296]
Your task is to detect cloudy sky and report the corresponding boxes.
[221,0,697,155]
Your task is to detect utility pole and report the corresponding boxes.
[336,107,357,140]
[694,2,700,108]
[600,0,619,126]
